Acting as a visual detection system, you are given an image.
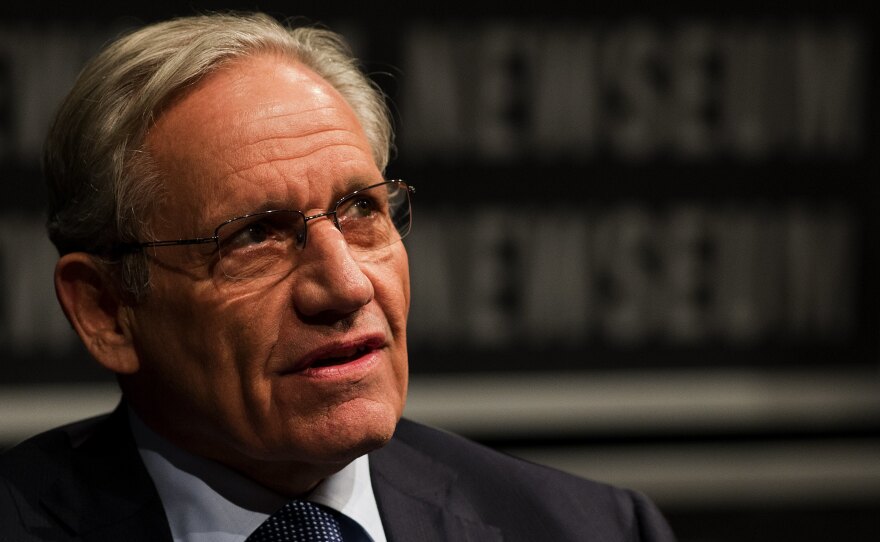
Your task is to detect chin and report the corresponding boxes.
[287,398,401,466]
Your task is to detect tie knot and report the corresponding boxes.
[246,500,345,542]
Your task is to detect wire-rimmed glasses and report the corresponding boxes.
[119,180,414,280]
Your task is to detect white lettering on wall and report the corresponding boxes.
[407,203,854,349]
[401,21,865,162]
[0,24,121,162]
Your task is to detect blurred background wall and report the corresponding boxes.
[1,1,878,540]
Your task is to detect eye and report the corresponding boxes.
[345,196,377,218]
[219,212,297,252]
[229,222,270,248]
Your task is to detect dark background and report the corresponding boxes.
[1,2,878,540]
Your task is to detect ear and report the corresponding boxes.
[54,253,140,374]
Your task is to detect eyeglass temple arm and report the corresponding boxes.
[121,236,218,251]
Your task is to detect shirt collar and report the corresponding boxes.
[129,409,386,542]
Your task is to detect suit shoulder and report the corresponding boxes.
[392,418,606,491]
[0,414,108,500]
[383,418,676,541]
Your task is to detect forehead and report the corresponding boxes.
[144,54,380,230]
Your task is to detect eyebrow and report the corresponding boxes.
[219,177,381,223]
[332,178,380,201]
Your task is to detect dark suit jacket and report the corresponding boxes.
[1,406,675,541]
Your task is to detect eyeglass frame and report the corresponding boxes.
[114,180,415,257]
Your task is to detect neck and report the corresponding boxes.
[128,406,349,498]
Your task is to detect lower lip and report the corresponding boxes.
[296,349,383,380]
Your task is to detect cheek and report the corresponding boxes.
[208,290,290,373]
[131,286,292,443]
[401,251,411,314]
[368,248,411,325]
[399,250,412,319]
[136,282,281,386]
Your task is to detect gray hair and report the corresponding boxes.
[44,12,393,298]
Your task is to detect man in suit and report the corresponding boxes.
[1,12,675,541]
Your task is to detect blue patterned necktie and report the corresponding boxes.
[246,500,345,542]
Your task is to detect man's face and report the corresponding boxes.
[122,54,409,483]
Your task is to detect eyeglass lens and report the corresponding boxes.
[215,181,412,280]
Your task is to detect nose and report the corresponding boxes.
[290,218,374,320]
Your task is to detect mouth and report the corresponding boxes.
[286,336,385,375]
[310,344,375,368]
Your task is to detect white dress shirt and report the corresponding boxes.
[129,411,387,542]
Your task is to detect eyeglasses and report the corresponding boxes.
[119,180,414,280]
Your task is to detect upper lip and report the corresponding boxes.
[282,334,386,374]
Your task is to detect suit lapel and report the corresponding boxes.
[370,424,502,542]
[39,405,173,542]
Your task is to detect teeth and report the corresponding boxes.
[311,346,365,368]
